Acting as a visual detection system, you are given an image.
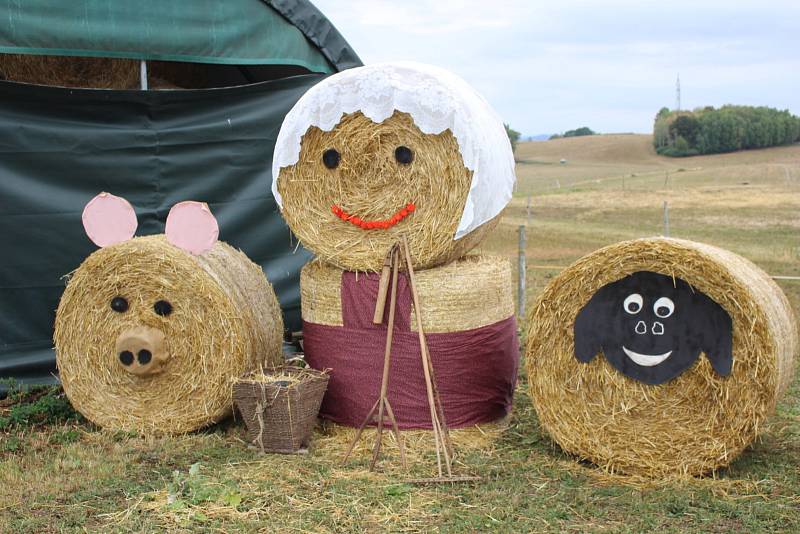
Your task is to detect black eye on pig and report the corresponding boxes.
[110,297,129,313]
[153,300,173,317]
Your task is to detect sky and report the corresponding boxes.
[312,0,800,136]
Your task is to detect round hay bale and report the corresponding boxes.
[272,62,516,272]
[525,237,798,477]
[301,255,519,429]
[54,235,284,434]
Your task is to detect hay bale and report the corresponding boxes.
[278,111,499,271]
[0,54,208,89]
[272,62,516,272]
[301,255,519,429]
[525,237,798,477]
[302,254,514,332]
[55,235,284,433]
[0,54,140,89]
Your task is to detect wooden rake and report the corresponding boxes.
[344,236,477,483]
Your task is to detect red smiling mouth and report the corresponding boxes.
[331,203,416,230]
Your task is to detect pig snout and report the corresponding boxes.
[115,326,169,376]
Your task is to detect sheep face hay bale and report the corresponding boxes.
[525,237,798,477]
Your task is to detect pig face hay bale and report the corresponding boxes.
[300,255,519,429]
[54,193,284,434]
[272,62,516,271]
[525,237,798,478]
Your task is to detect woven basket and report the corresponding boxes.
[233,366,329,454]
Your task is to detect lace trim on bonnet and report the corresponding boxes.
[271,61,516,240]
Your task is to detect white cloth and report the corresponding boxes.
[271,62,516,239]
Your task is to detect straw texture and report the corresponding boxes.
[525,237,798,478]
[0,54,205,89]
[277,111,499,272]
[54,235,284,434]
[300,255,514,333]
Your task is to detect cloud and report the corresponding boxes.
[313,0,800,134]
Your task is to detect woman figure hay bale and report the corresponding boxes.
[271,63,519,444]
[272,61,516,272]
[525,237,798,478]
[54,193,284,434]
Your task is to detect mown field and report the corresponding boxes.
[2,135,799,533]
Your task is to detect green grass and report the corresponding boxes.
[2,137,799,533]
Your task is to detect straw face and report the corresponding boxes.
[54,235,284,434]
[525,237,798,477]
[277,111,499,271]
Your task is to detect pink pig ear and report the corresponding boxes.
[165,201,219,255]
[82,192,138,247]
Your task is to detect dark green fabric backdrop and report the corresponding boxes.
[0,76,324,389]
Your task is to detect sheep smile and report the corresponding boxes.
[622,346,672,367]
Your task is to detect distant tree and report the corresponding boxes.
[656,107,671,119]
[669,115,701,145]
[654,104,799,156]
[563,127,596,137]
[504,123,521,154]
[548,133,563,140]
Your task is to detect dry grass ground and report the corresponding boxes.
[2,135,799,533]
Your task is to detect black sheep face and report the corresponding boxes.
[574,271,733,385]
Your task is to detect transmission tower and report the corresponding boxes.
[675,74,681,111]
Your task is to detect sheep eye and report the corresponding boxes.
[154,300,173,317]
[653,297,675,318]
[623,294,643,314]
[395,146,414,165]
[322,149,340,169]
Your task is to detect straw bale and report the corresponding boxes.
[301,255,514,333]
[54,235,284,434]
[277,111,500,272]
[525,237,798,477]
[0,54,207,89]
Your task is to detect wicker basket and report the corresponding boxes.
[233,366,329,454]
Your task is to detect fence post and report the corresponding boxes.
[663,201,670,237]
[518,225,526,319]
[526,195,532,225]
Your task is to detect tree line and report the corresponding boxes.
[653,105,800,157]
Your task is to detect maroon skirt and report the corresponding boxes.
[303,270,519,429]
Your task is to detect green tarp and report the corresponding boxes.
[0,0,362,392]
[0,0,334,72]
[0,76,322,388]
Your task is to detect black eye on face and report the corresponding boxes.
[153,300,173,317]
[322,148,340,169]
[395,146,414,165]
[110,297,129,313]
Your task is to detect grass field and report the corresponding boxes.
[2,135,799,533]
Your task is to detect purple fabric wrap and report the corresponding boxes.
[303,270,519,429]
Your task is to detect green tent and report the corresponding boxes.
[0,0,361,392]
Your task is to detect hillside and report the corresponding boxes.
[513,134,800,195]
[479,134,800,314]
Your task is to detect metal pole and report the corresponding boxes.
[139,60,148,91]
[663,201,670,237]
[517,225,526,320]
